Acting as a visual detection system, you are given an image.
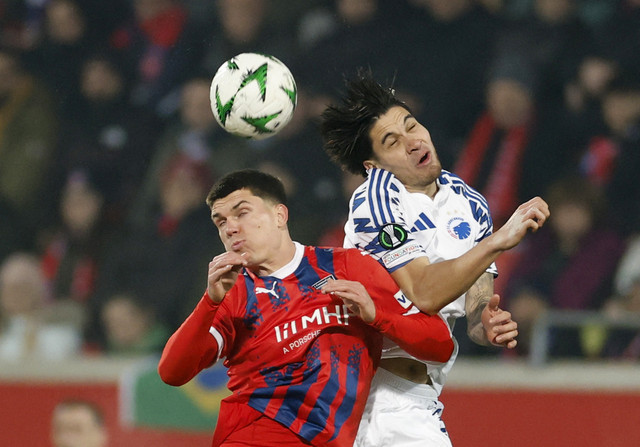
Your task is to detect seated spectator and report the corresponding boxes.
[100,292,168,356]
[40,169,111,305]
[53,50,160,228]
[0,45,58,247]
[24,0,93,113]
[109,0,206,117]
[579,74,640,235]
[453,53,571,227]
[51,399,107,447]
[128,75,253,229]
[601,235,640,358]
[0,252,82,361]
[90,153,222,346]
[504,176,627,357]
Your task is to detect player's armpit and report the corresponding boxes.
[158,294,222,386]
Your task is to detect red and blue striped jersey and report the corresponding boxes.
[159,243,453,446]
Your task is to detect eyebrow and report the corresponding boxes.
[380,113,414,145]
[211,199,250,220]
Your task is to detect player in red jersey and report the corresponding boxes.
[158,169,454,446]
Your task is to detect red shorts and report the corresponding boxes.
[212,401,312,446]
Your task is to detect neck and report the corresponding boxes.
[406,181,439,198]
[250,238,297,277]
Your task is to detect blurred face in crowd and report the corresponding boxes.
[181,79,216,130]
[0,254,47,317]
[550,201,593,247]
[46,0,86,43]
[217,0,266,43]
[337,0,378,23]
[81,59,123,102]
[51,402,106,447]
[160,160,210,219]
[61,176,103,236]
[365,105,442,195]
[0,51,20,100]
[602,90,640,135]
[487,79,534,129]
[134,0,174,21]
[101,295,151,348]
[534,0,574,23]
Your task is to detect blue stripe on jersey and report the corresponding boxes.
[269,362,318,426]
[329,343,363,441]
[314,247,335,275]
[242,274,264,330]
[249,361,306,413]
[368,169,395,227]
[293,254,323,287]
[300,347,342,441]
[367,170,382,227]
[439,171,493,231]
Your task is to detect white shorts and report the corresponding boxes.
[355,367,452,447]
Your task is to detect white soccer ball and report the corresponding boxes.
[210,53,297,140]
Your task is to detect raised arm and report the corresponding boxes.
[391,197,549,315]
[158,293,222,386]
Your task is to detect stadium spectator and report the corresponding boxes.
[52,50,160,227]
[452,53,570,227]
[24,0,93,114]
[51,399,107,447]
[601,235,640,358]
[128,75,253,229]
[0,252,82,361]
[504,176,626,357]
[91,153,221,346]
[579,74,640,235]
[109,0,206,117]
[99,292,168,355]
[40,170,110,305]
[0,45,59,248]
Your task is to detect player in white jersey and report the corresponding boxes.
[320,72,550,446]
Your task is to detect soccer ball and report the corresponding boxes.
[210,53,297,140]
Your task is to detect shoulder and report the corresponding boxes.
[439,169,491,212]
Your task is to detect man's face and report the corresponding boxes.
[367,106,442,193]
[211,189,286,268]
[51,406,106,447]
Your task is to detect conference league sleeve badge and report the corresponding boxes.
[378,224,408,249]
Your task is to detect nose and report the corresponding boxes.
[224,217,239,236]
[406,137,422,153]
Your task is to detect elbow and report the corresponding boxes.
[157,360,189,387]
[435,339,455,364]
[413,295,445,316]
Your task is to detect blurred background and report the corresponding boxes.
[1,0,639,446]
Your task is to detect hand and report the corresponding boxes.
[321,279,376,323]
[481,294,518,349]
[493,197,550,251]
[207,252,247,303]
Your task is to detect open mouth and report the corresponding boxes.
[418,152,430,165]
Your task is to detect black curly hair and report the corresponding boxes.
[320,71,410,177]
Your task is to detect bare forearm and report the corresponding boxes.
[392,236,502,314]
[465,273,494,346]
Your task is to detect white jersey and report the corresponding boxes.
[344,168,497,395]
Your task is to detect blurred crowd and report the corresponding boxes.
[1,0,639,362]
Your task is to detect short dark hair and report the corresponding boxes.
[206,169,287,208]
[320,71,410,177]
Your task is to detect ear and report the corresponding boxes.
[275,203,289,227]
[363,160,377,171]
